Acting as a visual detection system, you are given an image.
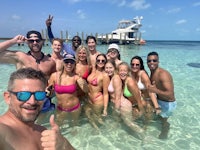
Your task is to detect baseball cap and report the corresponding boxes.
[26,30,43,40]
[107,43,119,52]
[63,54,76,62]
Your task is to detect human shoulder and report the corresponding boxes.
[158,68,173,80]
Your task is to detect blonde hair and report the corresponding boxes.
[76,45,91,66]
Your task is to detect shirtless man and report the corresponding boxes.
[0,68,74,150]
[85,35,101,68]
[147,51,177,139]
[0,30,56,78]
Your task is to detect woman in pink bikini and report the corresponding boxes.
[48,54,87,127]
[85,53,110,129]
[75,45,92,102]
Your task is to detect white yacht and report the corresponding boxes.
[98,16,145,45]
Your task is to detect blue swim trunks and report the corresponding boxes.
[158,100,177,118]
[41,97,55,113]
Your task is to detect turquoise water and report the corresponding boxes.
[1,41,200,150]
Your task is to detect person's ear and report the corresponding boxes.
[4,91,11,105]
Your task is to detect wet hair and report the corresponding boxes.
[26,30,43,40]
[7,68,47,91]
[130,56,145,70]
[86,35,96,44]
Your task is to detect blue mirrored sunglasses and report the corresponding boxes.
[9,91,46,102]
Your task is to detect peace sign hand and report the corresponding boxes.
[46,14,53,27]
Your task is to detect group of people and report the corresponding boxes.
[0,15,176,149]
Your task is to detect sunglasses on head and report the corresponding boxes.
[28,39,41,43]
[147,59,158,63]
[64,59,75,64]
[97,59,106,64]
[131,63,140,67]
[9,91,46,102]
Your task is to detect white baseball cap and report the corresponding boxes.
[107,43,119,52]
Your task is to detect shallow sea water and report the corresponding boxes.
[0,40,200,150]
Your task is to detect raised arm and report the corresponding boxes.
[46,15,54,43]
[0,35,26,52]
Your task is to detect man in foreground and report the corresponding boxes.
[147,51,177,139]
[0,68,74,150]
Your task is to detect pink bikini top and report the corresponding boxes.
[54,73,77,94]
[82,67,90,80]
[54,84,77,94]
[90,78,98,86]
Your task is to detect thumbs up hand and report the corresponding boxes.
[41,115,74,150]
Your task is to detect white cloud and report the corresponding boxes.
[167,8,181,14]
[118,0,126,7]
[193,2,200,7]
[129,0,151,10]
[176,19,187,25]
[11,14,21,20]
[77,9,86,19]
[196,27,200,32]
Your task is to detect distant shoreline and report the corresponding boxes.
[0,38,199,42]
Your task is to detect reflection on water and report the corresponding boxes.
[0,41,200,149]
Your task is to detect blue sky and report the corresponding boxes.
[0,0,200,41]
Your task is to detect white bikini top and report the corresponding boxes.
[137,72,146,90]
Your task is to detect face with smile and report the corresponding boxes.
[52,39,63,53]
[27,33,43,53]
[72,36,81,49]
[63,59,76,72]
[78,48,87,62]
[147,55,159,71]
[105,61,115,77]
[4,79,45,123]
[87,39,96,52]
[96,55,106,69]
[118,63,129,81]
[131,59,141,73]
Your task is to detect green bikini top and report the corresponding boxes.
[123,84,133,98]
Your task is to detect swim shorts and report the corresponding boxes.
[158,100,177,118]
[41,97,55,113]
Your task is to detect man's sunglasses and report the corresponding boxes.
[9,91,46,102]
[147,59,158,63]
[28,39,42,43]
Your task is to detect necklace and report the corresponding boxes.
[27,51,45,64]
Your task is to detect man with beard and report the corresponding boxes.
[147,51,177,139]
[0,30,56,78]
[0,68,74,150]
